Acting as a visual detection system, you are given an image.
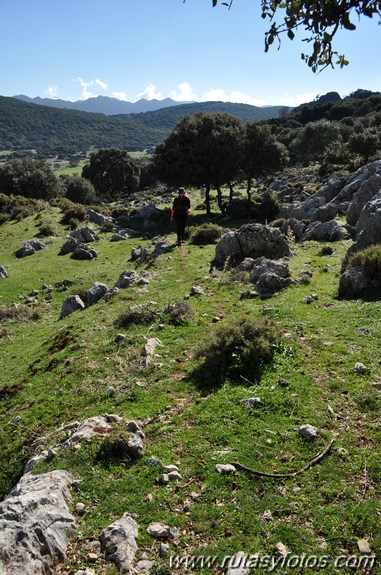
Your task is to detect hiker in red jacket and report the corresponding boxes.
[171,187,191,246]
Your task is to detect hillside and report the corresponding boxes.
[0,96,289,157]
[0,170,380,573]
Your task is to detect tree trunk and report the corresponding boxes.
[205,185,211,215]
[246,178,252,201]
[227,180,234,204]
[215,185,225,216]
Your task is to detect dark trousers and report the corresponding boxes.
[174,215,187,242]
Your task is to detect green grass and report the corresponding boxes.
[0,200,380,574]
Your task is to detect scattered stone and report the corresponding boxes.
[354,362,368,374]
[75,502,86,515]
[100,513,138,574]
[162,464,179,473]
[141,337,161,368]
[167,470,182,481]
[240,290,260,299]
[87,552,98,563]
[135,559,155,574]
[146,522,179,540]
[357,539,372,554]
[74,569,96,575]
[299,424,318,441]
[60,294,85,319]
[0,265,8,278]
[278,379,290,387]
[216,463,236,475]
[262,510,273,522]
[114,333,127,343]
[160,542,170,557]
[276,542,289,556]
[190,285,205,295]
[240,397,261,408]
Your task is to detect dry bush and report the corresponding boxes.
[115,303,160,329]
[163,302,194,324]
[0,304,43,322]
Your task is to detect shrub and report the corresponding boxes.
[0,304,43,322]
[188,223,222,245]
[61,204,88,225]
[347,245,381,279]
[96,430,137,464]
[319,245,334,256]
[163,302,194,324]
[38,218,58,237]
[116,303,160,329]
[194,315,280,389]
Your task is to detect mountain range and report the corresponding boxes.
[13,94,189,115]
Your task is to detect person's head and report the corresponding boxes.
[178,187,185,196]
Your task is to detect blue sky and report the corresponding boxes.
[2,0,381,107]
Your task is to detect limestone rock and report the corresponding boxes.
[215,223,291,267]
[299,424,318,441]
[0,471,75,575]
[60,294,85,319]
[86,281,109,306]
[100,513,138,574]
[216,463,236,475]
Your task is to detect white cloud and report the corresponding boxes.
[200,88,268,106]
[280,91,314,106]
[112,91,129,101]
[45,85,60,99]
[74,77,108,100]
[95,78,108,90]
[169,82,198,101]
[135,84,163,101]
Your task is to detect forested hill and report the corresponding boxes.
[0,96,288,157]
[122,101,289,130]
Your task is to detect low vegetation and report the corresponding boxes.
[0,177,380,574]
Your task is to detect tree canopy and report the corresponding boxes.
[212,0,381,72]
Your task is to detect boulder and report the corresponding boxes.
[280,218,307,242]
[60,295,85,319]
[214,223,291,267]
[300,220,347,242]
[71,243,98,260]
[255,272,292,296]
[86,282,109,306]
[250,258,290,283]
[0,471,75,575]
[59,237,79,255]
[87,208,114,227]
[338,266,370,298]
[70,226,99,243]
[346,173,381,226]
[100,513,138,574]
[115,270,139,288]
[15,239,46,258]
